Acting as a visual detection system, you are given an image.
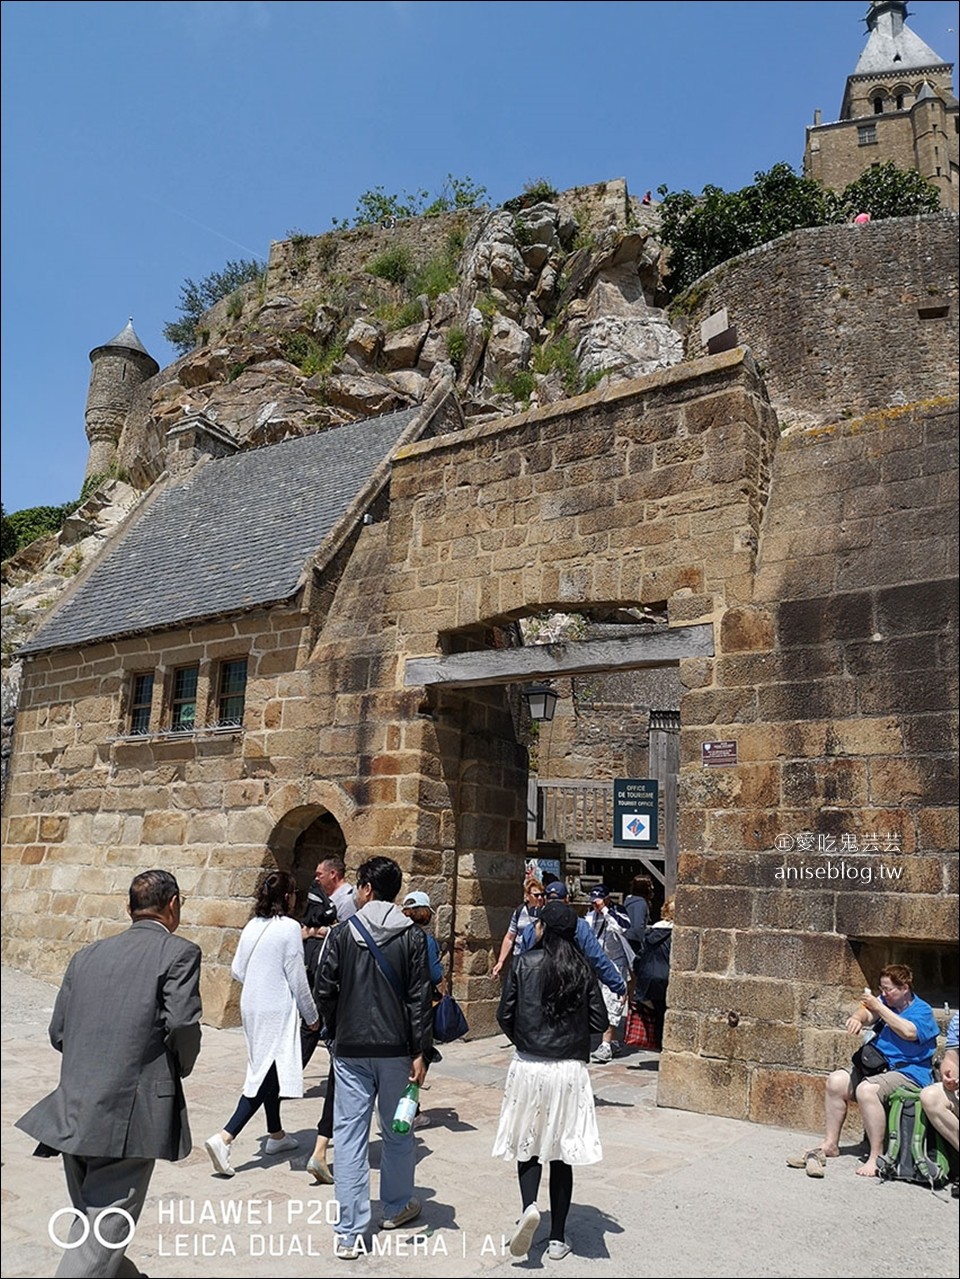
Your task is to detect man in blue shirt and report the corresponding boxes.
[516,882,627,999]
[788,963,939,1178]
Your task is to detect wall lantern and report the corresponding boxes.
[525,684,559,722]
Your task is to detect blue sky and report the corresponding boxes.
[2,0,957,513]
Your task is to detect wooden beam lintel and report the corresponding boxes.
[403,624,714,689]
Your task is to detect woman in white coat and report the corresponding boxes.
[205,871,319,1177]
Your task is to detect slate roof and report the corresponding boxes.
[854,3,949,75]
[92,319,154,358]
[22,406,419,655]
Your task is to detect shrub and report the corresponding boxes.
[333,176,486,229]
[533,335,580,395]
[446,326,467,373]
[409,253,458,301]
[282,331,345,377]
[365,246,413,286]
[226,290,244,322]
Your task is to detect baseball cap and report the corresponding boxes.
[402,890,432,909]
[544,881,569,899]
[589,884,610,900]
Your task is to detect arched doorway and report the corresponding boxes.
[267,802,349,911]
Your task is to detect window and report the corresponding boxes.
[873,96,884,114]
[858,125,877,147]
[171,665,199,731]
[129,673,154,735]
[217,659,247,727]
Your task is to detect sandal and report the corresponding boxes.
[786,1147,826,1175]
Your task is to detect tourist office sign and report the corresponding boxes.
[613,777,658,849]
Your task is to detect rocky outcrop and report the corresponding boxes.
[3,179,685,737]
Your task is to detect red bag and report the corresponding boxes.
[624,1004,659,1050]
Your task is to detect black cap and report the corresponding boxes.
[540,899,577,937]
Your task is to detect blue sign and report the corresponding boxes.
[613,778,658,849]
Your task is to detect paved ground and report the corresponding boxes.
[2,964,956,1278]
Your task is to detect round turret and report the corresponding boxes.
[84,319,160,481]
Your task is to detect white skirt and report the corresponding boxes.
[492,1054,602,1166]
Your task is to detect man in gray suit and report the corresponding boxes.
[17,869,202,1277]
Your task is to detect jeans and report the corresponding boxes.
[333,1055,416,1243]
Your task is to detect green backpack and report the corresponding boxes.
[875,1086,953,1188]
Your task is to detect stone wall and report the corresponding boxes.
[672,214,958,429]
[389,348,779,653]
[3,351,956,1100]
[1,607,312,1021]
[659,396,959,1129]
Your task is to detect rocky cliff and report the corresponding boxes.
[1,178,683,778]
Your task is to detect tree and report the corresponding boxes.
[838,161,940,221]
[163,258,265,354]
[658,162,941,295]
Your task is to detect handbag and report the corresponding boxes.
[433,993,469,1043]
[624,1003,658,1050]
[852,1038,889,1076]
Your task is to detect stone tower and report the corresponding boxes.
[804,0,958,210]
[84,319,159,481]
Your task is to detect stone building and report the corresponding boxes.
[804,0,959,211]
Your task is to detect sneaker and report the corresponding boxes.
[591,1042,613,1063]
[335,1237,363,1260]
[548,1239,572,1261]
[204,1133,235,1177]
[381,1197,421,1230]
[508,1202,541,1257]
[412,1113,431,1130]
[265,1134,298,1155]
[610,1040,621,1057]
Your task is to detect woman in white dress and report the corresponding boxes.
[204,871,319,1177]
[493,899,608,1260]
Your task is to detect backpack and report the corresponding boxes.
[875,1086,953,1188]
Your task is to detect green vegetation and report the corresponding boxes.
[839,162,940,221]
[446,326,467,374]
[494,369,537,404]
[409,253,458,301]
[533,334,580,395]
[281,330,345,378]
[581,367,612,393]
[332,175,486,229]
[365,246,414,285]
[372,299,425,331]
[504,177,559,213]
[226,290,244,322]
[163,258,266,353]
[658,162,941,295]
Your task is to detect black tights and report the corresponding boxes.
[224,1063,282,1137]
[517,1157,573,1241]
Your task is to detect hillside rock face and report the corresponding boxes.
[2,180,682,761]
[109,179,680,487]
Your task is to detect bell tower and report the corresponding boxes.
[804,1,958,210]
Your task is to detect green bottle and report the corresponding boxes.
[391,1083,419,1133]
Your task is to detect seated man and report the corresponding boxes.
[919,1011,959,1187]
[790,963,939,1178]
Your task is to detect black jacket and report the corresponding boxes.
[314,901,434,1059]
[633,924,673,1003]
[497,949,608,1061]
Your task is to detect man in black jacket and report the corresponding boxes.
[314,856,433,1257]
